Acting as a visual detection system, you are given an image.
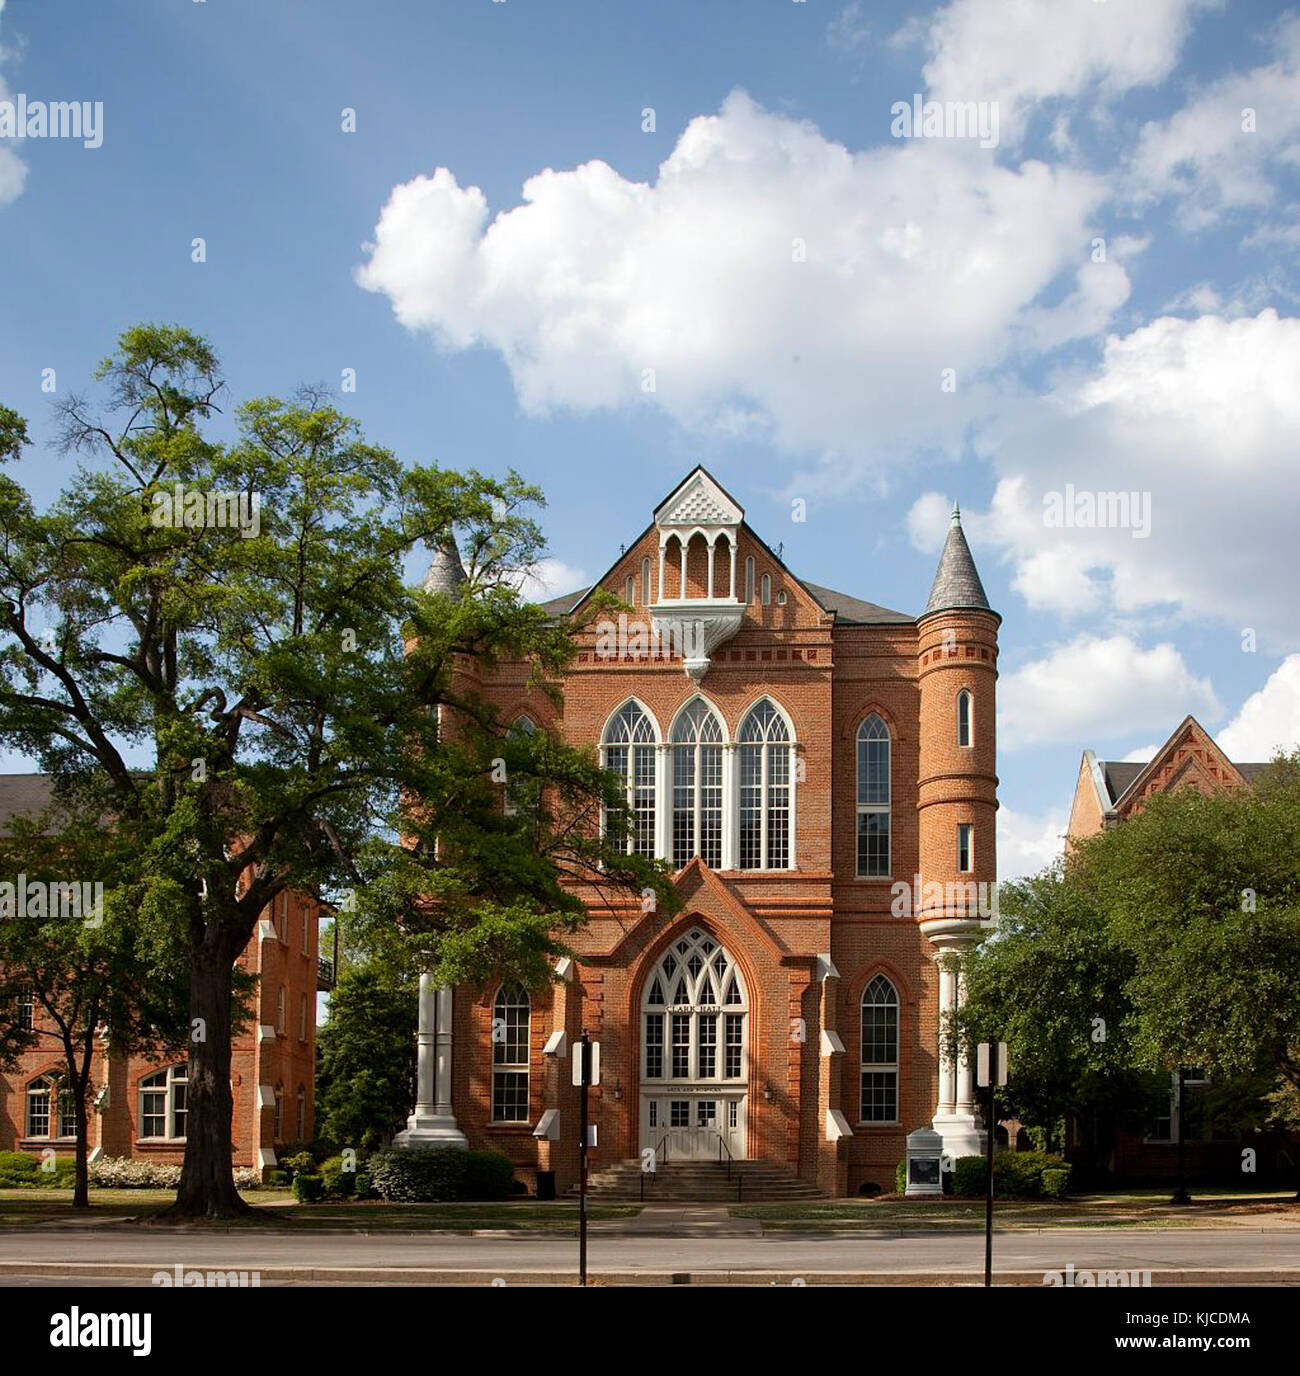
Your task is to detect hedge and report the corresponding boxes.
[950,1151,1071,1198]
[367,1147,517,1202]
[292,1173,325,1204]
[0,1151,75,1189]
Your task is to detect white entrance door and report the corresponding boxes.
[639,927,749,1166]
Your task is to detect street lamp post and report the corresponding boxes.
[1171,1065,1191,1206]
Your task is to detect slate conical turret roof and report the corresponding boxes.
[423,536,467,595]
[922,503,992,616]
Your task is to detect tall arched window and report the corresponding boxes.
[760,573,772,605]
[739,699,792,870]
[856,714,891,877]
[602,702,657,857]
[492,983,531,1122]
[139,1065,188,1140]
[625,574,636,604]
[25,1076,52,1138]
[642,555,652,603]
[744,556,755,603]
[671,698,724,869]
[860,975,899,1123]
[957,689,972,748]
[504,713,538,819]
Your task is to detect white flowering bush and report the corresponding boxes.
[88,1158,262,1190]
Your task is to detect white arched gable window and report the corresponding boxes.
[860,974,899,1123]
[856,714,891,877]
[602,700,659,858]
[670,697,725,869]
[642,927,748,1084]
[738,698,794,870]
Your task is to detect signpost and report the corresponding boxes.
[573,1029,600,1286]
[976,1040,1008,1288]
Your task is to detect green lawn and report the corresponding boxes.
[0,1190,637,1231]
[732,1190,1300,1231]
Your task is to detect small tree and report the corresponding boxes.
[0,791,190,1206]
[315,966,418,1150]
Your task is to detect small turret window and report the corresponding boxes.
[957,690,972,748]
[856,715,891,877]
[958,823,973,873]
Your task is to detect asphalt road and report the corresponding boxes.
[1,1225,1299,1285]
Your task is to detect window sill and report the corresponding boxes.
[854,1121,902,1129]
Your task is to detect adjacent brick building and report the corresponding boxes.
[1066,714,1295,1183]
[0,774,327,1173]
[398,468,1000,1196]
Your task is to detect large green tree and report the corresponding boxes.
[0,325,673,1217]
[960,757,1300,1185]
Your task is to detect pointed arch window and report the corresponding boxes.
[744,556,755,603]
[602,702,657,857]
[760,573,772,606]
[642,928,747,1083]
[25,1076,52,1138]
[504,713,539,819]
[642,556,652,604]
[957,690,972,748]
[671,698,724,868]
[739,699,793,870]
[856,714,891,877]
[492,983,531,1122]
[860,975,899,1123]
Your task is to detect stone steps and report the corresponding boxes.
[571,1159,827,1203]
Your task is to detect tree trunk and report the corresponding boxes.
[164,931,252,1219]
[71,1075,90,1209]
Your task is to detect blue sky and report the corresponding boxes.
[2,0,1299,875]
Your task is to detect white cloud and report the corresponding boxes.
[1128,14,1300,232]
[0,0,27,206]
[999,633,1220,750]
[357,91,1118,465]
[966,309,1300,645]
[922,0,1209,142]
[997,803,1068,880]
[1216,655,1300,760]
[517,557,589,604]
[1122,743,1161,762]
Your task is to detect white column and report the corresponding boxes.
[721,742,738,871]
[679,540,688,596]
[706,537,716,598]
[928,937,984,1159]
[936,957,956,1116]
[655,742,672,862]
[395,975,467,1148]
[657,541,666,602]
[728,539,737,599]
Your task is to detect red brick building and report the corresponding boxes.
[0,775,327,1173]
[397,468,1000,1196]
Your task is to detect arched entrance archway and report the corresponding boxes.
[639,926,748,1162]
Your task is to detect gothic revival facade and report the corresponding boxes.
[399,468,1000,1197]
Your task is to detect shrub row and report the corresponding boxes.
[0,1152,263,1191]
[364,1147,515,1203]
[951,1151,1071,1198]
